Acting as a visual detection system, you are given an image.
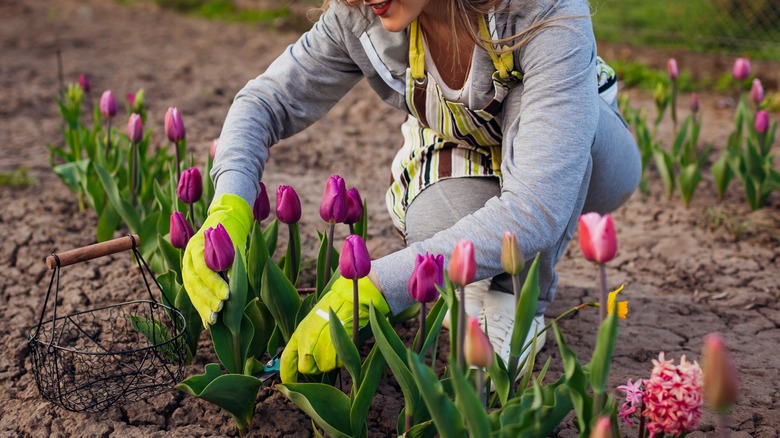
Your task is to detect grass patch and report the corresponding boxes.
[0,167,38,188]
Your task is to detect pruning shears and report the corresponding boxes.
[256,349,282,383]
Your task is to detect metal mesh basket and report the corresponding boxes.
[28,235,188,413]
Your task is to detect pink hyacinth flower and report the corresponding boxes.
[642,352,703,436]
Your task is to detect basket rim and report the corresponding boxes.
[28,299,187,356]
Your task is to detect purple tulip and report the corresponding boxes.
[733,58,751,81]
[344,187,363,225]
[408,253,444,303]
[751,79,764,104]
[99,90,117,118]
[691,93,700,114]
[276,185,301,224]
[78,74,91,93]
[177,167,203,204]
[164,107,186,142]
[127,92,136,108]
[169,211,195,249]
[755,110,769,134]
[319,174,348,223]
[667,58,679,81]
[204,223,235,272]
[339,234,371,280]
[127,113,143,143]
[253,181,270,222]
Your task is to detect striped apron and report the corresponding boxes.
[385,15,618,232]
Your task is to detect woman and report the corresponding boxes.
[182,0,641,382]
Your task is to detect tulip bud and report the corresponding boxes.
[702,333,739,414]
[501,231,524,275]
[449,239,476,286]
[276,185,301,224]
[339,234,371,280]
[204,223,235,272]
[127,113,143,143]
[408,253,444,303]
[589,417,613,438]
[99,90,117,118]
[169,211,195,249]
[209,138,219,161]
[164,107,186,142]
[667,58,679,81]
[578,212,618,264]
[464,316,493,368]
[319,174,348,223]
[751,79,764,104]
[733,58,751,81]
[755,110,769,134]
[127,93,136,109]
[78,74,91,93]
[690,93,700,114]
[344,187,363,225]
[253,182,270,222]
[177,167,203,204]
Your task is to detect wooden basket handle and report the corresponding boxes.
[45,234,140,270]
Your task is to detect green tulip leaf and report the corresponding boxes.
[96,203,120,242]
[244,298,272,361]
[129,314,179,363]
[407,351,466,438]
[315,230,340,297]
[350,344,386,438]
[224,251,248,336]
[451,366,490,438]
[711,153,733,199]
[328,307,362,390]
[157,234,182,283]
[405,420,436,438]
[414,297,447,358]
[487,350,511,406]
[94,162,141,232]
[354,199,368,241]
[276,383,353,438]
[260,262,302,343]
[155,271,180,318]
[177,368,262,431]
[653,148,676,199]
[263,218,279,258]
[210,314,254,374]
[553,323,591,435]
[247,221,270,301]
[174,286,202,361]
[678,163,702,208]
[508,253,541,379]
[283,223,301,285]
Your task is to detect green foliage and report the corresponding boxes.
[0,167,38,187]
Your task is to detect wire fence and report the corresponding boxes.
[591,0,780,61]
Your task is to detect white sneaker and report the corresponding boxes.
[479,289,546,373]
[441,278,490,330]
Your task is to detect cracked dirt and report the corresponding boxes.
[1,0,779,436]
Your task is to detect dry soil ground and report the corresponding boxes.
[1,0,779,436]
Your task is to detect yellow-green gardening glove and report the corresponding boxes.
[182,193,253,328]
[280,275,391,383]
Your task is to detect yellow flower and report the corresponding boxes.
[607,284,628,319]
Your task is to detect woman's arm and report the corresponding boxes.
[212,5,364,206]
[373,1,600,313]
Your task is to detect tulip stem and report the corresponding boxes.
[130,141,138,206]
[188,203,195,228]
[352,278,359,345]
[105,119,112,160]
[174,140,181,182]
[288,224,298,285]
[598,263,607,322]
[511,274,520,314]
[324,222,334,287]
[476,368,486,407]
[415,304,427,355]
[457,285,466,371]
[671,79,678,134]
[348,223,355,235]
[718,414,730,438]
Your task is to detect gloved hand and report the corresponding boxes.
[280,275,390,383]
[182,193,253,328]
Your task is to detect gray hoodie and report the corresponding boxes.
[213,0,612,314]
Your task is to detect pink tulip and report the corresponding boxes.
[463,316,493,368]
[204,223,235,272]
[126,92,136,108]
[164,107,186,142]
[578,212,618,264]
[253,182,270,222]
[755,110,769,134]
[667,58,679,81]
[276,185,301,224]
[702,333,739,413]
[589,417,613,438]
[209,138,219,161]
[127,113,143,143]
[99,90,117,118]
[319,174,348,223]
[733,58,751,81]
[408,253,444,303]
[344,187,363,225]
[78,74,91,93]
[339,234,371,280]
[449,239,476,286]
[690,93,700,114]
[177,167,203,204]
[169,211,195,249]
[751,79,764,104]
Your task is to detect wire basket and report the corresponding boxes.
[28,234,188,413]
